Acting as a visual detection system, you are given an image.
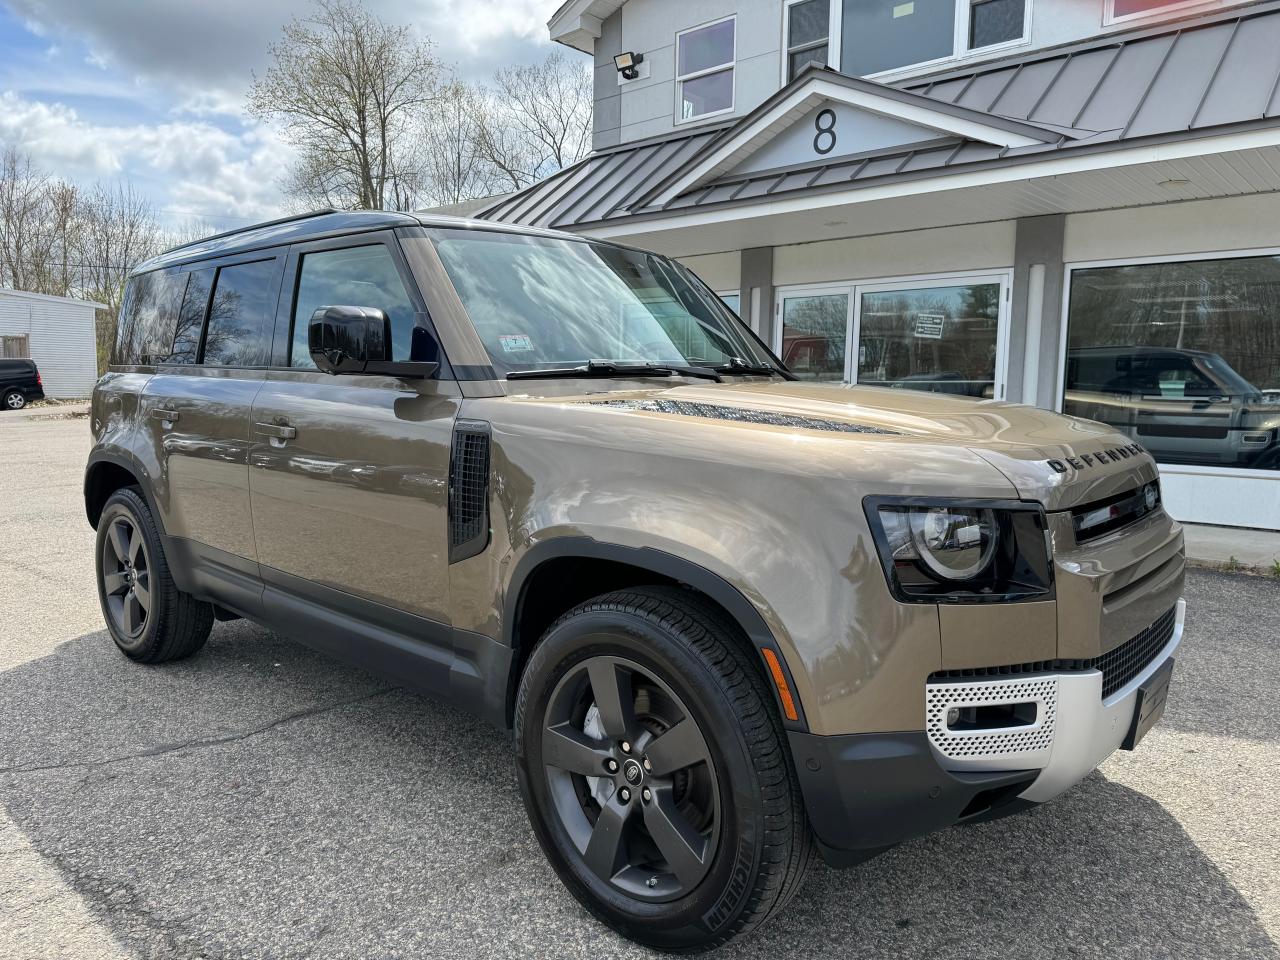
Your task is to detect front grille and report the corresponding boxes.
[1071,481,1161,544]
[930,605,1177,701]
[1095,605,1178,698]
[583,398,899,435]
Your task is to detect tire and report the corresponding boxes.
[95,486,214,663]
[514,586,812,953]
[3,390,26,411]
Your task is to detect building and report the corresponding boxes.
[0,289,104,398]
[478,0,1280,531]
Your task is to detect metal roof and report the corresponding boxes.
[478,0,1280,232]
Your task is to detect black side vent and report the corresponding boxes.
[448,420,491,563]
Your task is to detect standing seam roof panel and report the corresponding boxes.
[1194,14,1280,125]
[1125,24,1236,138]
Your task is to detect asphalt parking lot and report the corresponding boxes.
[2,414,1278,960]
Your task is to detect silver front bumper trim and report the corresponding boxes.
[925,598,1185,803]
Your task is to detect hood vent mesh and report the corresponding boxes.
[584,399,899,435]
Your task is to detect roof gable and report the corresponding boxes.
[727,103,953,177]
[641,68,1070,206]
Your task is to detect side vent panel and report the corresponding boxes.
[448,420,491,563]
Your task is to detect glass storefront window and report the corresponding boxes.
[780,293,848,380]
[857,282,1000,397]
[1065,255,1280,471]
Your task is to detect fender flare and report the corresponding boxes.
[503,537,809,731]
[83,449,164,534]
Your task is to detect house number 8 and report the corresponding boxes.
[813,109,837,155]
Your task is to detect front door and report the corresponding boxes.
[247,234,458,624]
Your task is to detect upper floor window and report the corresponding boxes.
[786,0,831,80]
[677,17,735,122]
[1106,0,1204,23]
[782,0,1029,81]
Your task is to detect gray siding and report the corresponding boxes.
[0,293,100,398]
[590,0,1259,146]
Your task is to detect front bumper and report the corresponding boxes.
[790,599,1184,866]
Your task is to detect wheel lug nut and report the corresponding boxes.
[642,787,651,803]
[605,759,618,773]
[621,741,631,753]
[643,757,652,772]
[619,787,631,802]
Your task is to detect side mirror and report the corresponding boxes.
[309,305,392,374]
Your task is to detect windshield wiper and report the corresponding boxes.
[691,356,786,377]
[508,358,725,382]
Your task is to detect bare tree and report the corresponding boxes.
[247,0,441,211]
[418,80,506,206]
[475,51,592,190]
[77,182,164,369]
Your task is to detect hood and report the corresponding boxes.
[544,379,1158,512]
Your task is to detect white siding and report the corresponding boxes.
[0,292,100,398]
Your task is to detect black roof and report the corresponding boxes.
[132,208,571,276]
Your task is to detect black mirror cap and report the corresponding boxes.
[308,305,392,374]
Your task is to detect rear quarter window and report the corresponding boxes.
[113,268,187,365]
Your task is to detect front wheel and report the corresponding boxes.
[514,587,811,952]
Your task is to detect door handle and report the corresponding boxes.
[151,407,180,423]
[254,422,297,440]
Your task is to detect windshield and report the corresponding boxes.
[428,228,777,377]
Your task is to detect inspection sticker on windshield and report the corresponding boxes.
[498,334,535,353]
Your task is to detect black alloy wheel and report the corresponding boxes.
[95,486,213,663]
[541,654,720,902]
[101,515,152,639]
[515,587,812,952]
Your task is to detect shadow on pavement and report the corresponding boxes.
[1,614,1276,960]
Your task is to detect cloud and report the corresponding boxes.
[4,0,568,95]
[0,91,291,224]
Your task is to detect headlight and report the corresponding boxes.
[865,498,1053,603]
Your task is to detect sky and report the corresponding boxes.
[0,0,575,229]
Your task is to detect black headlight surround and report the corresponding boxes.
[863,496,1055,604]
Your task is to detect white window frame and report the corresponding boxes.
[1055,246,1280,482]
[675,16,737,125]
[780,0,1031,85]
[774,269,1013,397]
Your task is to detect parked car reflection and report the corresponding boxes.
[1064,345,1280,469]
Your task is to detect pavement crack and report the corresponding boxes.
[0,687,395,776]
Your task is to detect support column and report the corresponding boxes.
[1008,215,1065,408]
[740,247,775,346]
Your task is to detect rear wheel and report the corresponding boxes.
[3,390,26,410]
[95,487,214,663]
[514,587,811,952]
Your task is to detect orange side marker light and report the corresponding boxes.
[761,648,799,722]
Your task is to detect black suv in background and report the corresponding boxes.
[1,358,44,410]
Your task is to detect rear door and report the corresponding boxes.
[247,231,458,624]
[140,252,285,571]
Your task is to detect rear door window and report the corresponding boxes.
[202,259,280,367]
[167,267,214,364]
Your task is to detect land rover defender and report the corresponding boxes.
[86,210,1185,952]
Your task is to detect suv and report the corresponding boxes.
[86,210,1186,952]
[1,357,44,410]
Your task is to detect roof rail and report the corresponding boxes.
[157,208,343,258]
